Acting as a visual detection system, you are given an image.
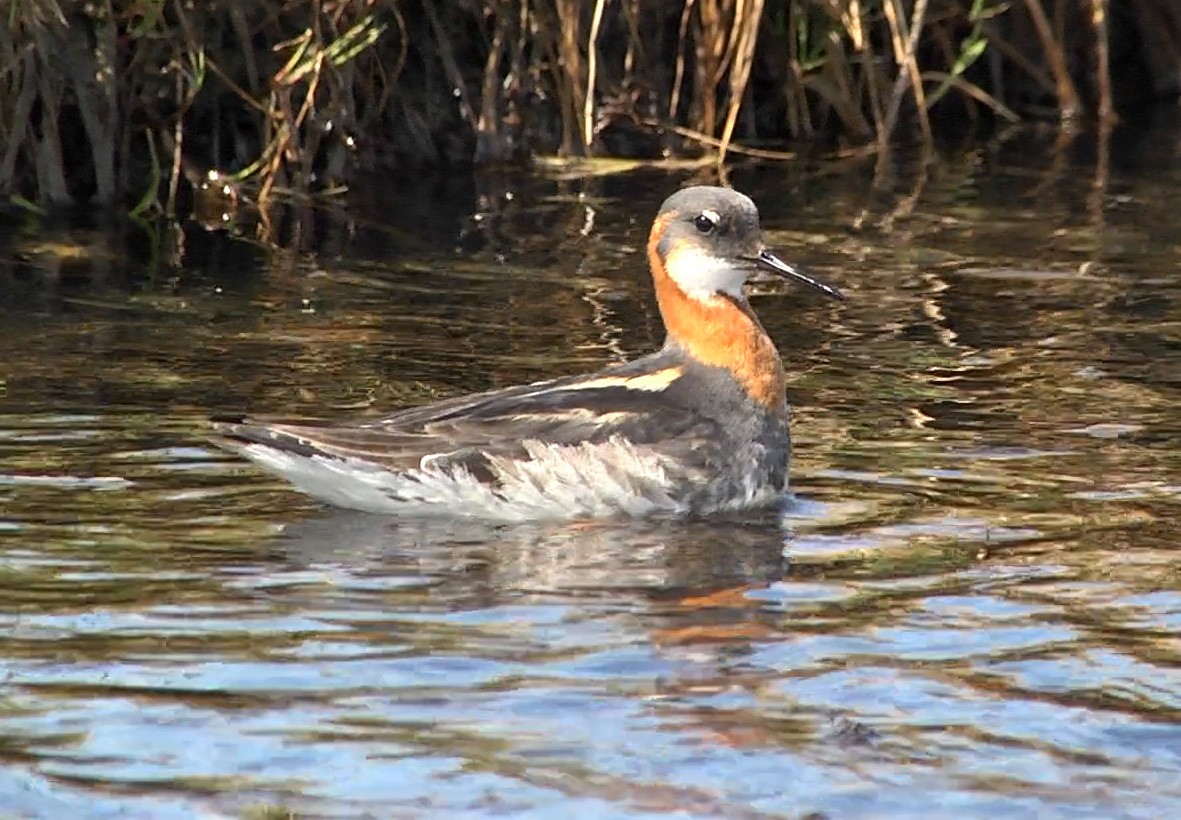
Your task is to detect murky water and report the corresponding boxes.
[2,132,1180,818]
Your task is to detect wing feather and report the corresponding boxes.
[211,369,719,480]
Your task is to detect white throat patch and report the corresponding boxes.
[663,247,748,301]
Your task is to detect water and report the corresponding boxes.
[2,133,1180,818]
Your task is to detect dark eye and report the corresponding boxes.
[693,213,717,234]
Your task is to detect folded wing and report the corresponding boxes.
[211,370,721,484]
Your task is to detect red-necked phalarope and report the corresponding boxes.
[210,186,844,520]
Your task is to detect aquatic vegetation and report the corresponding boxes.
[0,1,1173,211]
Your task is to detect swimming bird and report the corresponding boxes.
[210,186,843,520]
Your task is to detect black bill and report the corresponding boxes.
[756,249,845,301]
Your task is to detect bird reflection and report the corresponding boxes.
[266,507,845,754]
[273,509,790,603]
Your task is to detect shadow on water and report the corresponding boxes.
[1,125,1181,817]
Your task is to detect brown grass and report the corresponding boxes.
[0,0,1173,214]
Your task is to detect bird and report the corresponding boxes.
[209,186,844,521]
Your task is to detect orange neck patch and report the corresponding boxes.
[647,216,786,410]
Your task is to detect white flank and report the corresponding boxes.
[237,437,714,522]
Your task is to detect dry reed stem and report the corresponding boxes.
[694,0,721,135]
[1090,0,1114,124]
[35,54,69,204]
[858,3,886,140]
[557,0,586,154]
[422,0,477,130]
[0,52,37,194]
[477,3,510,160]
[783,2,806,138]
[640,117,881,161]
[584,0,607,150]
[621,0,642,82]
[63,0,117,202]
[716,0,764,164]
[803,31,871,138]
[919,71,1019,122]
[167,68,184,216]
[980,26,1056,97]
[831,0,866,51]
[880,0,932,149]
[669,0,696,119]
[1021,0,1081,120]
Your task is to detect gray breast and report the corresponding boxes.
[656,356,791,511]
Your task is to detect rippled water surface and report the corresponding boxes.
[2,136,1180,818]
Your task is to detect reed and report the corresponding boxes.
[0,1,1173,213]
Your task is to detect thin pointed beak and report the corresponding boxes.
[756,250,844,300]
